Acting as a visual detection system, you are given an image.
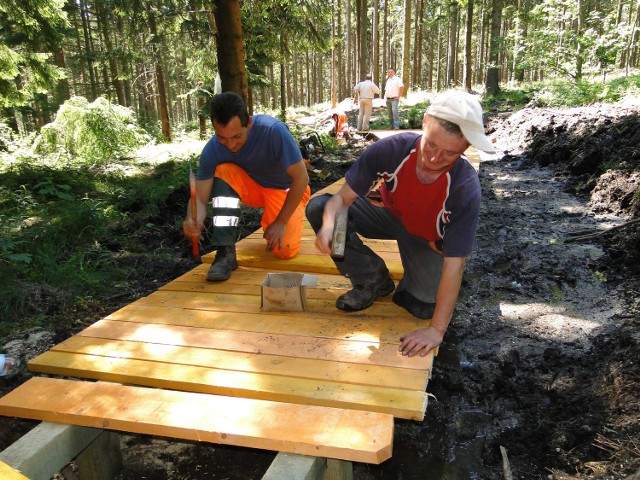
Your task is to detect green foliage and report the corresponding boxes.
[407,106,423,129]
[0,0,69,108]
[518,0,635,81]
[484,73,640,109]
[0,150,193,335]
[34,96,151,165]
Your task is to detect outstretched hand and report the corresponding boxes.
[399,326,444,357]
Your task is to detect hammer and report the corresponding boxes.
[331,208,349,258]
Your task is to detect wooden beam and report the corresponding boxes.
[0,378,394,464]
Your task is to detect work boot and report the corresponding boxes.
[336,276,395,312]
[392,289,435,319]
[206,245,238,282]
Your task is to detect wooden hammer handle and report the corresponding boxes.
[331,208,349,258]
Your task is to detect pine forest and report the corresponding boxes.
[2,0,639,140]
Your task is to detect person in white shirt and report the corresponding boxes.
[353,73,380,131]
[384,68,404,129]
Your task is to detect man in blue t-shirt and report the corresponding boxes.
[184,92,310,282]
[306,90,496,358]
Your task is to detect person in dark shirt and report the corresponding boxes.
[306,90,495,357]
[184,92,309,281]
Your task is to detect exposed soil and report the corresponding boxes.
[1,100,639,479]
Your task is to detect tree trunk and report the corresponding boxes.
[575,0,586,80]
[53,48,71,107]
[447,0,459,88]
[485,0,502,95]
[413,0,425,87]
[79,0,98,100]
[331,5,337,108]
[213,0,249,103]
[402,0,412,94]
[464,0,474,91]
[147,3,171,142]
[96,0,125,105]
[383,0,389,76]
[372,0,380,86]
[337,0,345,100]
[357,0,367,80]
[346,0,352,89]
[514,0,529,82]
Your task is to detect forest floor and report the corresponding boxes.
[1,98,640,479]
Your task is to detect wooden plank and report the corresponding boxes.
[106,302,425,346]
[0,377,394,464]
[45,336,429,391]
[169,265,354,289]
[233,239,402,263]
[0,461,29,480]
[159,280,345,302]
[133,290,407,319]
[28,351,428,420]
[0,422,103,480]
[72,319,431,370]
[201,251,405,279]
[103,303,428,346]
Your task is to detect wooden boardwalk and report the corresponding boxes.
[0,179,437,469]
[0,143,483,471]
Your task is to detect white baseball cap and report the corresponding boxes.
[427,90,496,153]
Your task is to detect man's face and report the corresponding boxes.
[213,116,251,153]
[416,118,469,183]
[388,69,395,78]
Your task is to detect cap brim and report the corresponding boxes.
[460,127,496,154]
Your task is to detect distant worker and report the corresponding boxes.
[306,90,496,358]
[183,92,310,282]
[384,68,404,130]
[353,73,380,132]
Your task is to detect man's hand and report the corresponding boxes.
[183,217,202,240]
[398,326,444,357]
[314,224,334,255]
[263,219,286,252]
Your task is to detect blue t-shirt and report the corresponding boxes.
[345,132,481,257]
[197,115,302,189]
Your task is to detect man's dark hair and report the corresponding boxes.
[209,92,250,127]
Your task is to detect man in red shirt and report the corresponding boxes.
[306,90,495,357]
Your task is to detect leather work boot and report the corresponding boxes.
[392,289,435,319]
[336,276,395,312]
[206,245,238,282]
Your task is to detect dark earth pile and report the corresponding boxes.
[1,101,639,479]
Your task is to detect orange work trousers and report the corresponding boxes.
[214,163,310,259]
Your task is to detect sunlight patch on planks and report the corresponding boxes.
[0,377,394,464]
